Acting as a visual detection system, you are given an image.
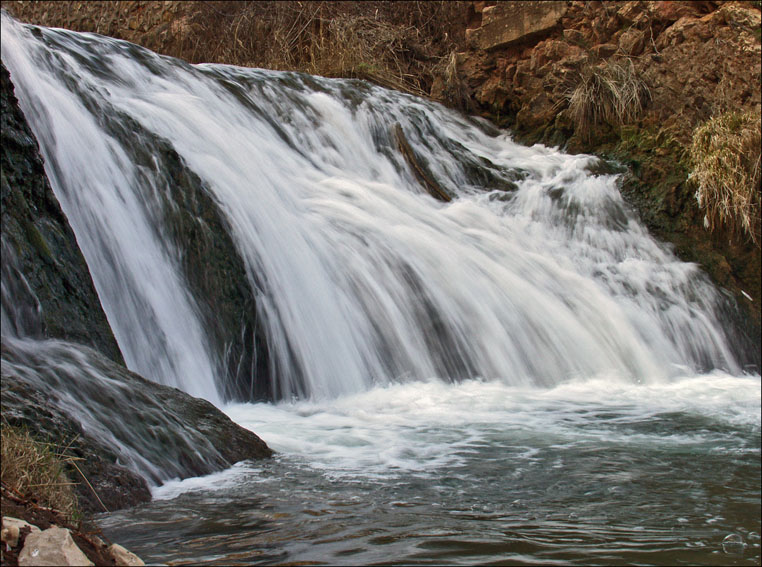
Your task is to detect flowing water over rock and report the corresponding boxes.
[1,13,759,565]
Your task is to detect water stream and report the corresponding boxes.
[2,14,759,565]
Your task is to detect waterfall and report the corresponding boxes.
[1,14,745,404]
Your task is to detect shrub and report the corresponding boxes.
[567,59,651,140]
[1,423,79,519]
[689,110,761,247]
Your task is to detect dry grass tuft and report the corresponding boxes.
[689,110,761,247]
[567,59,651,140]
[1,422,80,519]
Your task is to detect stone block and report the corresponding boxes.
[467,1,568,51]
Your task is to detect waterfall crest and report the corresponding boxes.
[1,14,745,403]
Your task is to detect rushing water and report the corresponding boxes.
[2,13,760,566]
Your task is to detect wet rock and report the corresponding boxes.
[18,526,92,566]
[2,336,273,514]
[1,62,124,365]
[107,543,145,566]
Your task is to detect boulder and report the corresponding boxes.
[18,526,92,566]
[2,336,273,514]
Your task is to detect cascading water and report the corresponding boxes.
[2,14,759,566]
[0,14,747,403]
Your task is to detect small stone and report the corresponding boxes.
[1,517,41,549]
[18,526,93,566]
[108,543,146,566]
[563,28,585,45]
[591,43,618,58]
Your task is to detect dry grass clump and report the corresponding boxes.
[567,59,651,140]
[689,110,761,246]
[1,422,79,519]
[188,1,467,97]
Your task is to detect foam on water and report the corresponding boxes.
[216,373,761,486]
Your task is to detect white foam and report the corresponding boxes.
[223,373,761,481]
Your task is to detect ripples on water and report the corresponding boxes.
[99,376,761,566]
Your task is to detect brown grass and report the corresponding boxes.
[567,59,651,140]
[186,1,468,97]
[689,110,762,247]
[1,422,80,519]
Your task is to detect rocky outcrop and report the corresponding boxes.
[2,337,273,514]
[1,62,124,365]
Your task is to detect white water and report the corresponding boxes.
[1,14,744,408]
[3,15,759,565]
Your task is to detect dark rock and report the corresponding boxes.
[1,337,273,514]
[1,61,124,366]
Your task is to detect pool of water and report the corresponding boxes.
[98,375,761,565]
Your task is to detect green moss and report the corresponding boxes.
[22,219,53,261]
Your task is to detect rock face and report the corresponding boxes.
[0,62,123,364]
[466,1,568,50]
[18,526,93,566]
